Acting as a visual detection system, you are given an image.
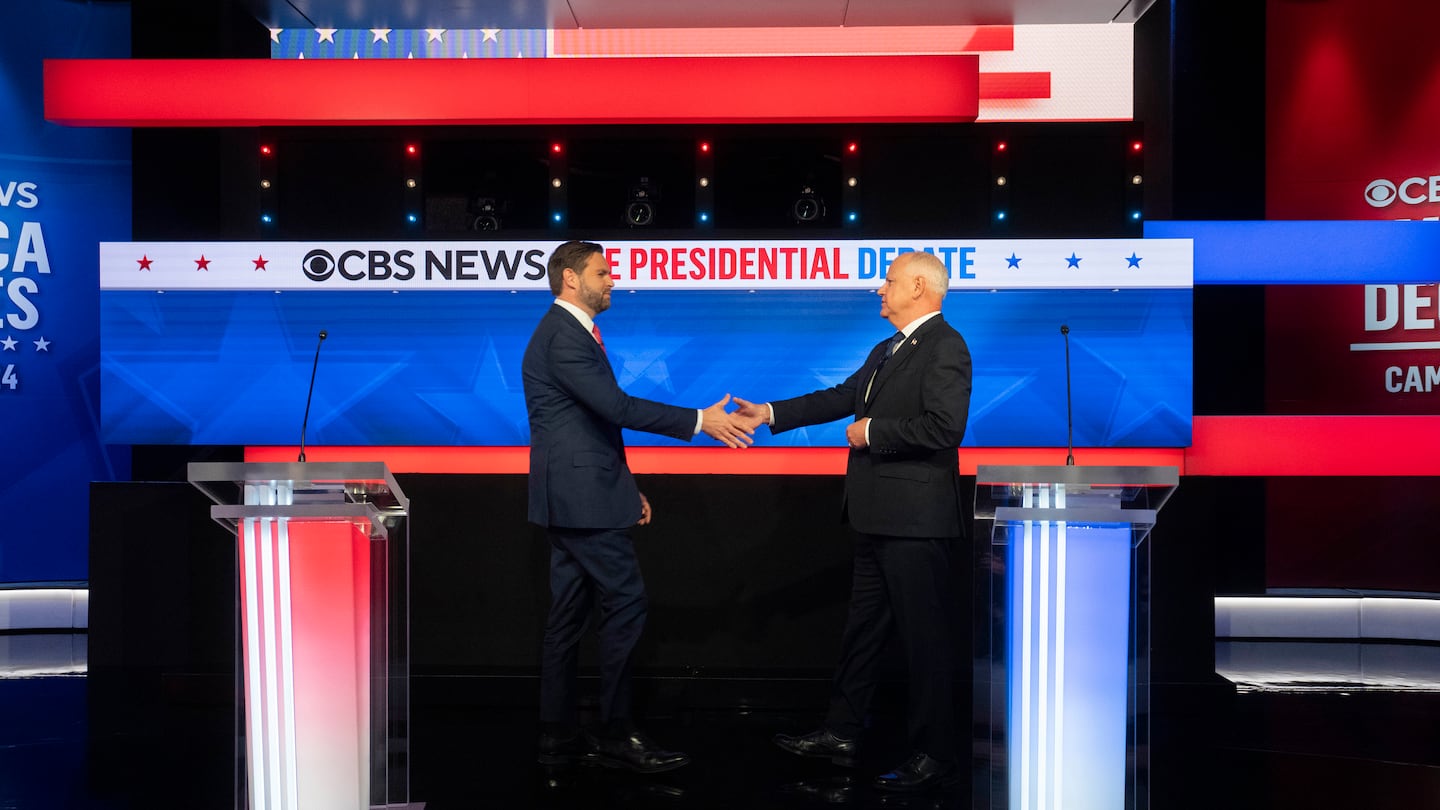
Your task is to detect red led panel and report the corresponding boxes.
[44,56,979,126]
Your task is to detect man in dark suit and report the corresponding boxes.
[524,240,754,774]
[734,250,972,792]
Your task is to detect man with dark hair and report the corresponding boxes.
[734,250,972,792]
[524,240,754,773]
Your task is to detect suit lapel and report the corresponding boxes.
[551,304,613,375]
[865,315,943,410]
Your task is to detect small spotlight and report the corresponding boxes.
[996,211,1007,221]
[407,213,419,223]
[699,212,710,223]
[847,142,858,153]
[847,212,857,222]
[1131,141,1143,153]
[996,176,1007,187]
[699,177,710,188]
[847,177,858,188]
[406,144,419,156]
[1131,174,1143,185]
[551,143,563,154]
[260,179,272,189]
[626,178,658,227]
[552,212,563,222]
[551,178,562,188]
[260,144,273,156]
[405,178,417,188]
[792,186,826,223]
[996,141,1007,152]
[699,141,711,153]
[260,213,273,224]
[1131,211,1143,221]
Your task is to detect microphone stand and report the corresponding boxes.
[1061,324,1074,466]
[298,330,327,463]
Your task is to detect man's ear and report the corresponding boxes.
[562,266,579,290]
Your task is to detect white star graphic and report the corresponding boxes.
[481,28,500,42]
[426,28,447,43]
[298,53,306,59]
[33,336,50,352]
[371,28,391,43]
[316,28,337,43]
[1,336,16,351]
[269,28,282,43]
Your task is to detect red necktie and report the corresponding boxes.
[592,323,606,354]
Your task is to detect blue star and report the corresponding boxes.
[1126,253,1142,268]
[1005,253,1021,269]
[1065,253,1082,268]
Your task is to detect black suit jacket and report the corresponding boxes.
[522,304,697,529]
[771,314,972,538]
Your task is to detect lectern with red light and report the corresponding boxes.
[189,462,412,810]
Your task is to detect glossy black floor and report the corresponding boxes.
[4,641,1440,809]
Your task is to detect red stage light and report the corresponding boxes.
[996,141,1007,152]
[405,144,419,156]
[1131,141,1143,152]
[699,141,711,153]
[551,143,563,154]
[847,142,858,153]
[260,144,273,156]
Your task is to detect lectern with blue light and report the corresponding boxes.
[188,462,413,810]
[974,465,1177,810]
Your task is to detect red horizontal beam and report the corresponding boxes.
[44,56,979,127]
[246,416,1440,477]
[978,72,1051,99]
[245,445,1182,476]
[551,25,1016,57]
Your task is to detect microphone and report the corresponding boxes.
[298,330,327,463]
[1060,324,1074,466]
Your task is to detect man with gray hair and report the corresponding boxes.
[734,250,972,792]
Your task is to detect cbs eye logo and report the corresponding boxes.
[302,249,336,281]
[1364,180,1398,208]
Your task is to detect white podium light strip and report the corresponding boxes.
[240,488,266,810]
[1037,484,1051,810]
[1019,485,1034,810]
[1054,487,1068,810]
[276,484,300,810]
[243,482,304,810]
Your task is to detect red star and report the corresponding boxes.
[253,255,269,270]
[137,255,153,270]
[195,255,211,271]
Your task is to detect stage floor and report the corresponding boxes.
[3,640,1440,809]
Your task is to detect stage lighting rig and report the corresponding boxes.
[470,196,508,231]
[792,185,827,224]
[625,178,658,227]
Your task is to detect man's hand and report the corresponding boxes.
[846,417,871,449]
[701,394,755,448]
[730,396,771,433]
[637,491,652,525]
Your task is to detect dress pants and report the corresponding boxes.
[824,532,959,761]
[539,527,648,729]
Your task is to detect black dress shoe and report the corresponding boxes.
[537,731,592,766]
[584,729,691,774]
[773,728,858,768]
[873,752,957,792]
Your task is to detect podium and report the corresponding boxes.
[188,462,412,810]
[973,465,1176,810]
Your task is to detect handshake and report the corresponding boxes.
[700,394,770,449]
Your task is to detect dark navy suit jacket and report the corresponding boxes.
[522,304,697,530]
[771,314,972,538]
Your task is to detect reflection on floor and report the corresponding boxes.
[3,638,1440,809]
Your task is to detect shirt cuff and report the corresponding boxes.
[767,403,776,426]
[864,418,871,445]
[694,410,704,435]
